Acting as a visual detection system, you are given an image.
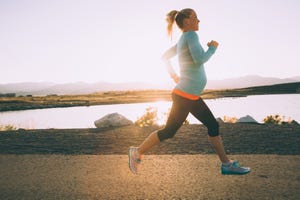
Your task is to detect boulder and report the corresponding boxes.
[216,117,224,124]
[237,115,258,123]
[94,113,133,128]
[289,120,299,125]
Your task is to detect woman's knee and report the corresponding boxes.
[207,121,220,137]
[157,128,177,141]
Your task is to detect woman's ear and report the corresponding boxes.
[183,18,190,28]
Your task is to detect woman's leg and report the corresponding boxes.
[137,130,160,155]
[138,93,190,155]
[191,98,251,175]
[129,94,190,173]
[208,136,230,163]
[190,98,230,163]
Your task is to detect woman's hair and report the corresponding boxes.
[166,8,194,38]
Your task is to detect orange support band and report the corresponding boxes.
[172,88,200,100]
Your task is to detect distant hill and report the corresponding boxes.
[0,75,299,96]
[0,81,162,96]
[205,75,300,89]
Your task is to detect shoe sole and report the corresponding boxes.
[221,170,251,175]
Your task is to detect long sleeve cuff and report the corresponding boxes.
[208,45,217,54]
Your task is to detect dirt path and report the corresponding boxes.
[0,154,299,199]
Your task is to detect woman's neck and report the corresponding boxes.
[182,27,194,32]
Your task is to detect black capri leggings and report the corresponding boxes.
[157,93,219,141]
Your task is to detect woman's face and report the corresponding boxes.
[184,11,200,31]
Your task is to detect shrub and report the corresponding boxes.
[0,124,17,131]
[135,107,158,127]
[263,114,282,124]
[263,114,294,125]
[223,116,238,123]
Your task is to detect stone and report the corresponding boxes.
[216,117,224,124]
[289,120,299,125]
[237,115,258,123]
[94,113,133,128]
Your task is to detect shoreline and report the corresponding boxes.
[0,81,299,112]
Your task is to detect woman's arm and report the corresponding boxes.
[161,45,179,83]
[161,45,177,61]
[187,32,217,65]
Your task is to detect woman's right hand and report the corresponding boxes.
[171,73,179,84]
[207,40,219,48]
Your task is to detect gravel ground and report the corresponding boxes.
[0,154,299,199]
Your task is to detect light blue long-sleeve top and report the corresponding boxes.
[165,31,216,96]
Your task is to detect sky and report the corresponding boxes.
[0,0,299,84]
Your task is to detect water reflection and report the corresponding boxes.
[0,94,299,129]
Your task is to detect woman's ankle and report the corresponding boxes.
[137,147,143,156]
[222,159,233,165]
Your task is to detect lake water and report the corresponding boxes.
[0,94,299,129]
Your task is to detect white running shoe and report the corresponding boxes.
[128,147,141,174]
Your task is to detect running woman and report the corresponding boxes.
[129,8,250,175]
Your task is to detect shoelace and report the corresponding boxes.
[232,161,241,167]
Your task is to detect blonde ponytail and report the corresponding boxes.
[166,10,178,39]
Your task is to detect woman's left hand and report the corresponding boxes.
[207,40,219,48]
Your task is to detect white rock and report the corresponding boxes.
[237,115,258,123]
[94,113,133,128]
